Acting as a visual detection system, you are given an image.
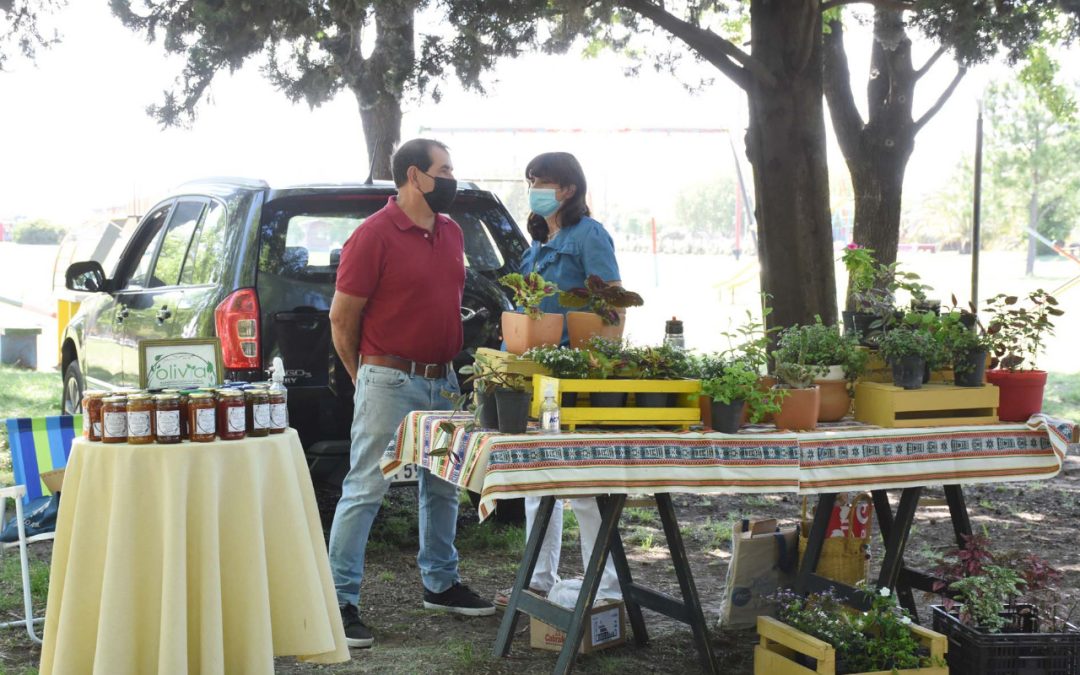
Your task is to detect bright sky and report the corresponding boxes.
[0,3,1075,226]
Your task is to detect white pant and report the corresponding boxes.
[524,496,622,600]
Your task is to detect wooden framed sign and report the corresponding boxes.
[138,338,224,389]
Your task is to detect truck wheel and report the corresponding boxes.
[62,361,84,416]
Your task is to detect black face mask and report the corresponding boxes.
[420,171,457,213]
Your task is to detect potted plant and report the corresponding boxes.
[711,304,780,425]
[843,244,934,347]
[631,344,691,407]
[698,357,782,433]
[459,352,532,430]
[493,372,533,434]
[499,272,562,355]
[982,289,1064,421]
[930,535,1080,675]
[775,318,866,422]
[938,311,992,387]
[522,345,591,407]
[758,587,947,675]
[879,327,938,390]
[558,275,644,348]
[582,350,626,408]
[840,243,879,339]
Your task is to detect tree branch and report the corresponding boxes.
[822,17,864,163]
[914,66,967,133]
[820,0,916,11]
[914,45,946,80]
[618,0,776,90]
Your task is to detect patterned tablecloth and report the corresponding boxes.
[380,412,1076,521]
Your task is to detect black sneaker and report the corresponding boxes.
[423,582,496,616]
[339,603,374,648]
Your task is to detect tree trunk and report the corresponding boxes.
[349,3,415,181]
[746,0,838,331]
[824,11,917,308]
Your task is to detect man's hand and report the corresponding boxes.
[329,290,368,384]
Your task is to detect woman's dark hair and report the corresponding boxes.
[525,152,590,243]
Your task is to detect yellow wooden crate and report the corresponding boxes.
[531,375,702,430]
[854,381,999,428]
[755,615,948,675]
[475,347,551,377]
[857,347,955,384]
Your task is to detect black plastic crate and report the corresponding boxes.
[931,604,1080,675]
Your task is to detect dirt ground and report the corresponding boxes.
[6,461,1080,675]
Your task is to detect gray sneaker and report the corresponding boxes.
[423,582,496,616]
[339,603,374,648]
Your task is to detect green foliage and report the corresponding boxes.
[584,336,637,377]
[879,327,938,364]
[499,272,557,320]
[12,219,65,245]
[523,345,592,379]
[840,244,877,297]
[936,309,992,374]
[631,343,690,380]
[699,359,781,424]
[774,317,866,381]
[774,586,927,674]
[984,289,1063,371]
[673,174,738,237]
[950,566,1026,633]
[558,275,643,326]
[717,302,776,374]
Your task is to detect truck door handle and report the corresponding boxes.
[116,306,130,323]
[156,306,172,324]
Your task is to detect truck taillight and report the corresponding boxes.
[215,288,260,369]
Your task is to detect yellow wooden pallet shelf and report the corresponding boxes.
[531,375,702,430]
[475,347,551,377]
[856,346,955,384]
[755,616,948,675]
[854,381,999,428]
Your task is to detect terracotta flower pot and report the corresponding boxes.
[773,385,820,431]
[742,375,779,426]
[814,366,851,423]
[501,311,564,355]
[566,311,624,349]
[986,369,1047,422]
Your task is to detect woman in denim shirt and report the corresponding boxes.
[494,152,623,606]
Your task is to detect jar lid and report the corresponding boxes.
[218,389,244,399]
[248,382,270,389]
[102,396,127,404]
[245,389,269,398]
[161,388,182,394]
[154,393,180,402]
[189,392,215,400]
[82,390,109,398]
[127,393,152,401]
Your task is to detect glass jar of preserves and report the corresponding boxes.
[188,392,217,442]
[127,393,155,444]
[268,390,287,434]
[154,394,182,444]
[245,389,271,437]
[81,390,108,441]
[102,395,129,443]
[217,390,246,440]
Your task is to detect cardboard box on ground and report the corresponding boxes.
[718,518,798,630]
[530,600,627,654]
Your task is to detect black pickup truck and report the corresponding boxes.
[61,178,528,485]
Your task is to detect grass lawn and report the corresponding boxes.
[0,367,61,488]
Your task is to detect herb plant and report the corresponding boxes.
[499,272,557,319]
[878,327,938,364]
[522,346,591,380]
[558,275,644,326]
[698,359,782,423]
[983,289,1063,371]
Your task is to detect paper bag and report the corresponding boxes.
[718,518,798,630]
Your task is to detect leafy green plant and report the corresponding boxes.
[983,289,1064,371]
[773,322,828,387]
[774,317,866,382]
[718,301,776,372]
[949,566,1026,633]
[558,275,644,326]
[840,243,877,297]
[937,310,992,374]
[585,336,638,377]
[699,359,782,423]
[523,346,591,379]
[632,344,691,379]
[499,272,557,319]
[774,586,930,674]
[878,327,938,364]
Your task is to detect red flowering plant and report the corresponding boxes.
[558,275,644,326]
[499,272,557,320]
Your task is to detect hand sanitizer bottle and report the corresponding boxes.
[539,383,561,433]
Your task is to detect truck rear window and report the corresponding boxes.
[258,195,509,282]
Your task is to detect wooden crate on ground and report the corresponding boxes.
[854,381,999,428]
[755,615,948,675]
[530,375,702,430]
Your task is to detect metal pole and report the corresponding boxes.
[971,101,984,311]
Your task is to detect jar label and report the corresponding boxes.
[128,410,152,437]
[82,413,89,435]
[195,408,216,435]
[93,422,102,438]
[227,406,246,433]
[271,403,287,429]
[253,403,271,429]
[156,410,180,437]
[103,411,127,438]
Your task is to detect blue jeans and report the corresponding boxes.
[328,363,461,608]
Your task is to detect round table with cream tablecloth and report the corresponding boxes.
[39,429,349,675]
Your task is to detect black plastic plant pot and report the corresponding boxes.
[476,389,499,429]
[495,389,532,434]
[891,355,926,390]
[561,392,578,408]
[954,349,988,387]
[710,399,745,434]
[636,392,675,408]
[590,391,628,408]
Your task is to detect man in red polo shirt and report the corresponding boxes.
[328,138,494,649]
